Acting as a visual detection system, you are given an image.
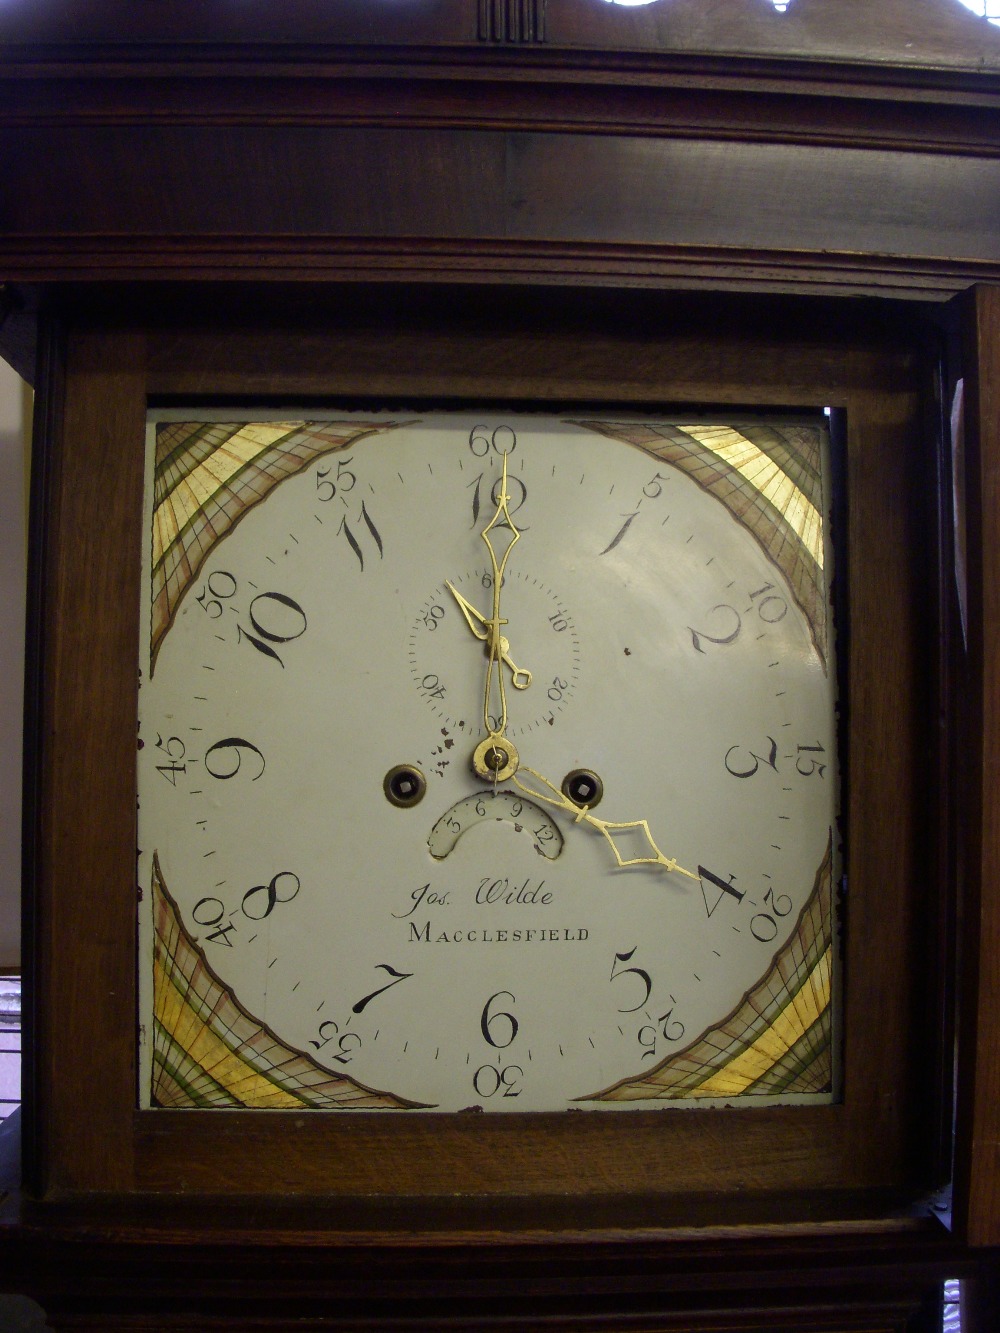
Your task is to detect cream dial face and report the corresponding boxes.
[138,412,839,1113]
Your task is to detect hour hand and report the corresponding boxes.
[445,581,532,689]
[512,765,700,880]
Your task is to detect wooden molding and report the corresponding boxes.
[0,0,999,72]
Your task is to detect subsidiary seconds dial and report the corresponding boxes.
[409,570,581,736]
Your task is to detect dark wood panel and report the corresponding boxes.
[1,127,998,298]
[503,135,1000,259]
[0,1197,968,1332]
[3,64,1000,160]
[3,128,999,262]
[30,328,147,1194]
[954,284,1000,1247]
[840,387,933,1188]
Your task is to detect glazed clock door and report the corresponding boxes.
[138,410,839,1116]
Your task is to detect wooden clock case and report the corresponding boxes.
[2,1,1000,1329]
[0,278,986,1333]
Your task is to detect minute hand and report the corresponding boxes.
[479,452,523,740]
[444,581,532,689]
[512,766,700,879]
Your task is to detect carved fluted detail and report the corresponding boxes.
[479,0,546,43]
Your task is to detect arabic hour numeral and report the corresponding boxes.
[469,472,528,530]
[241,870,301,922]
[351,964,413,1015]
[698,866,745,917]
[338,502,384,571]
[690,604,742,654]
[724,736,778,779]
[481,990,518,1049]
[467,473,486,527]
[600,510,639,556]
[610,947,652,1013]
[204,736,266,781]
[237,591,308,668]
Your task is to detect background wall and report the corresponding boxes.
[0,356,26,970]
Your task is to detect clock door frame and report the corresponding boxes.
[22,288,953,1229]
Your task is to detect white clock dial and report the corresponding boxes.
[138,412,838,1113]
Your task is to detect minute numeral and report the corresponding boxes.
[154,734,187,784]
[751,888,794,943]
[310,1020,362,1063]
[468,424,517,458]
[316,457,357,502]
[724,738,826,781]
[795,743,828,777]
[473,1063,523,1098]
[638,1005,685,1061]
[690,584,789,654]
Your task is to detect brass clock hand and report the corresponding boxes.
[512,765,700,880]
[481,450,521,735]
[444,581,532,689]
[471,451,524,783]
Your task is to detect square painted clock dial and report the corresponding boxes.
[137,412,839,1114]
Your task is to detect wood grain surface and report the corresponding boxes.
[953,285,1000,1248]
[19,297,944,1216]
